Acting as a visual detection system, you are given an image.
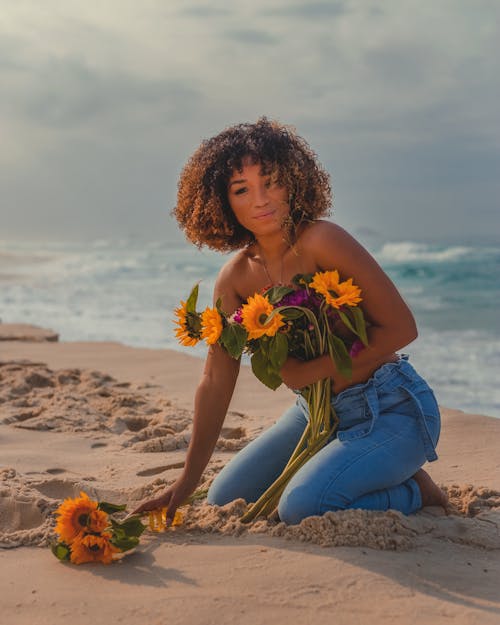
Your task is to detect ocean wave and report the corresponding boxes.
[377,241,473,264]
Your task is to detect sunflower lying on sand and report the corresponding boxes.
[51,492,146,565]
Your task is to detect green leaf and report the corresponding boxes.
[349,306,369,346]
[258,335,270,356]
[251,349,282,390]
[265,285,294,304]
[51,542,71,561]
[338,310,357,336]
[291,273,313,287]
[269,332,289,370]
[280,308,304,320]
[219,323,248,358]
[186,284,199,314]
[327,334,352,379]
[111,536,140,552]
[98,501,127,514]
[110,516,147,538]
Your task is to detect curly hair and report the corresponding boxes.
[173,117,332,251]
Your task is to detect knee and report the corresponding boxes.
[278,480,348,525]
[206,474,236,506]
[277,483,320,525]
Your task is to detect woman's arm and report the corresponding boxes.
[281,222,417,393]
[132,346,240,521]
[133,265,242,521]
[182,344,241,485]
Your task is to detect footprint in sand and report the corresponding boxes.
[31,479,84,500]
[45,468,66,475]
[91,442,108,449]
[136,461,185,477]
[0,496,47,533]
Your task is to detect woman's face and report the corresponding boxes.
[227,160,290,238]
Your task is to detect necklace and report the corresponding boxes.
[258,243,286,286]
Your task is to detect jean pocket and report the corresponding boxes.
[336,401,374,442]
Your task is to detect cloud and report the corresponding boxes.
[0,0,499,242]
[221,28,279,45]
[260,1,349,19]
[3,54,202,130]
[178,6,233,18]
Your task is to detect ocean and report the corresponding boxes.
[1,234,499,418]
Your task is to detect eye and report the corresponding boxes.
[234,187,247,196]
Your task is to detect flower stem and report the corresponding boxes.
[240,379,337,524]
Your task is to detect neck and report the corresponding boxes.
[254,235,290,286]
[254,233,289,262]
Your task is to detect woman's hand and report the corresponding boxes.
[280,354,336,390]
[131,476,197,526]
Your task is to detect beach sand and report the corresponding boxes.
[1,326,499,625]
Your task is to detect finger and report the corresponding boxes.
[165,498,181,527]
[131,498,162,515]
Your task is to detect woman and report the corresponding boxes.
[134,118,447,524]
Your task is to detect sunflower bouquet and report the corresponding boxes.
[175,270,368,522]
[51,491,146,565]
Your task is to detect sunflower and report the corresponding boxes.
[70,532,120,565]
[87,509,109,533]
[310,270,362,309]
[55,491,102,544]
[148,508,184,531]
[174,300,201,346]
[201,307,223,345]
[241,293,284,339]
[331,277,362,308]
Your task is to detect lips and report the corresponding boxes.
[254,210,276,220]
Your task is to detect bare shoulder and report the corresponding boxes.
[299,220,369,268]
[300,219,352,245]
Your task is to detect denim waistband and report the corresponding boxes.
[332,354,411,404]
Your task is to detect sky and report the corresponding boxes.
[1,0,499,244]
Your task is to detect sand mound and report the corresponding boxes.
[443,483,500,516]
[178,499,417,550]
[0,360,251,451]
[173,483,500,551]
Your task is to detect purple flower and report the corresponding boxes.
[229,307,243,324]
[349,339,365,358]
[278,288,322,311]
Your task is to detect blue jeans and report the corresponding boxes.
[207,356,441,525]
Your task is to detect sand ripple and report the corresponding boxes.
[0,360,251,451]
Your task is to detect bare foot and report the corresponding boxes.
[412,469,449,511]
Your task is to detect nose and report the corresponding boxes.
[254,181,270,207]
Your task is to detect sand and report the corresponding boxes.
[1,327,499,625]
